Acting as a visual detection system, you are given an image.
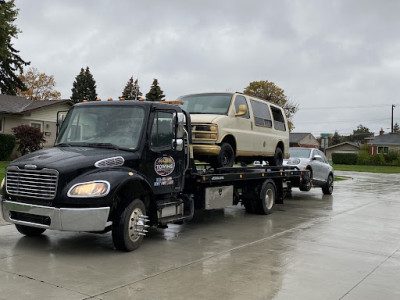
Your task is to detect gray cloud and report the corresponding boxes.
[13,0,400,136]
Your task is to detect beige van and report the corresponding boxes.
[178,92,289,168]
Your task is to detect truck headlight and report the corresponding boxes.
[68,181,110,198]
[193,124,218,140]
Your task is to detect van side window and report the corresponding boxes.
[250,100,272,127]
[151,111,174,148]
[271,106,286,131]
[234,95,249,118]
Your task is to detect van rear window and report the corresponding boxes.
[271,106,286,131]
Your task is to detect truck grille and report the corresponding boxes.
[6,167,59,200]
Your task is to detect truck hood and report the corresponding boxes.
[9,147,134,172]
[189,114,226,124]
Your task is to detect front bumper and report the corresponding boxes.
[1,199,110,232]
[192,144,221,156]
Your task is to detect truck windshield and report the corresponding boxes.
[56,106,145,150]
[179,93,232,114]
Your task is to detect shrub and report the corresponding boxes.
[369,154,385,165]
[12,125,46,155]
[332,153,358,165]
[0,134,16,160]
[386,151,399,163]
[357,151,370,165]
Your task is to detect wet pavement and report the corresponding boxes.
[1,171,400,299]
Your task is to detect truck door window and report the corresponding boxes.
[234,95,249,118]
[151,112,174,148]
[250,100,272,127]
[271,106,286,131]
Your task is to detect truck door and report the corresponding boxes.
[147,109,186,195]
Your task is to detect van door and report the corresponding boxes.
[230,95,254,154]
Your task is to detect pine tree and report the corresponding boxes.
[0,0,30,95]
[70,66,97,103]
[121,77,142,100]
[145,79,165,102]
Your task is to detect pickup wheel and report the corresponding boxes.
[112,199,147,252]
[322,174,334,195]
[216,143,234,168]
[15,224,46,236]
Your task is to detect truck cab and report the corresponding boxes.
[1,101,192,251]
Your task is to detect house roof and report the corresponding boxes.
[369,133,400,146]
[326,142,360,150]
[290,132,313,143]
[0,94,73,115]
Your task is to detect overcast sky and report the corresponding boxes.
[12,0,400,136]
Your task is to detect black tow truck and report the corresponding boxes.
[0,100,309,251]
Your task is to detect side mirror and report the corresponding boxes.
[172,138,184,151]
[174,112,185,139]
[235,104,247,117]
[56,111,66,136]
[313,155,322,161]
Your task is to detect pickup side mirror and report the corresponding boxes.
[235,104,247,117]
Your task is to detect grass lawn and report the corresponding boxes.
[333,164,400,174]
[0,161,9,181]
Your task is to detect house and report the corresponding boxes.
[0,95,73,148]
[325,142,360,160]
[369,133,400,155]
[289,133,319,148]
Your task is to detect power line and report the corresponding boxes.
[299,104,396,110]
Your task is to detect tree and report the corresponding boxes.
[121,76,142,100]
[0,0,30,95]
[243,80,298,131]
[331,131,342,146]
[349,124,373,144]
[145,79,165,102]
[393,122,399,133]
[12,125,45,155]
[16,67,61,100]
[70,67,97,103]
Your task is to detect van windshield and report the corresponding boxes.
[55,106,145,150]
[179,93,232,114]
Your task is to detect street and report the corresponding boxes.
[1,171,400,300]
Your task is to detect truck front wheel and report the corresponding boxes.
[15,224,46,236]
[112,199,148,251]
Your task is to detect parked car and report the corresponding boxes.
[178,92,289,168]
[283,147,334,194]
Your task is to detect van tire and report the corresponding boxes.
[269,147,283,166]
[216,143,234,168]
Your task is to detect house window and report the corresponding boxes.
[377,146,389,154]
[30,122,42,131]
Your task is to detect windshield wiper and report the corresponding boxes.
[86,143,121,150]
[56,143,72,147]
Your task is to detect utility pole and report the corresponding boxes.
[392,104,396,133]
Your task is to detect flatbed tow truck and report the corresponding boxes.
[0,100,315,251]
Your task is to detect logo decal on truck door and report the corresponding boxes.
[154,156,175,176]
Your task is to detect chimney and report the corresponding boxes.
[380,128,384,135]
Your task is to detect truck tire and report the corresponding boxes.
[216,143,235,168]
[15,224,46,236]
[258,180,276,215]
[112,199,147,251]
[322,174,334,195]
[269,147,283,166]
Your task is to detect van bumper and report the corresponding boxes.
[0,199,110,232]
[192,144,221,156]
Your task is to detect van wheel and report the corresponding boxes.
[216,143,234,168]
[269,147,283,166]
